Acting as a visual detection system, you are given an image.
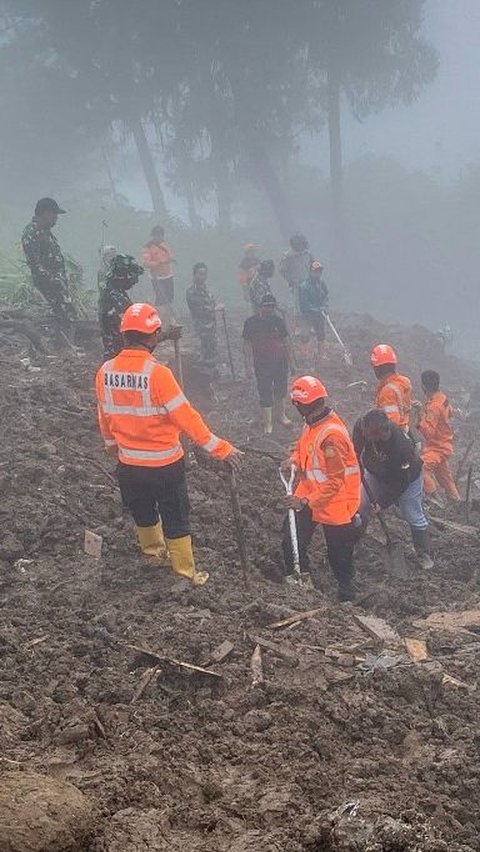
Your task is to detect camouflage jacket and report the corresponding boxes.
[98,283,132,359]
[248,274,273,310]
[21,219,67,287]
[186,283,216,332]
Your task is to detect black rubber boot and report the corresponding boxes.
[411,527,434,569]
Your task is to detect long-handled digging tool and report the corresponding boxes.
[362,478,408,579]
[226,467,249,588]
[322,312,353,367]
[219,307,236,381]
[279,465,313,589]
[173,333,184,388]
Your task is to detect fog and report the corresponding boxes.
[1,0,479,356]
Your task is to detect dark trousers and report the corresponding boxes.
[152,276,174,305]
[117,458,190,539]
[282,505,355,586]
[255,359,289,407]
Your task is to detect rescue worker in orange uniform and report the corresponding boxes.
[370,344,412,432]
[140,226,176,323]
[95,302,242,586]
[281,376,361,601]
[414,370,460,502]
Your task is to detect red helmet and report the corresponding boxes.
[370,344,397,367]
[290,375,328,404]
[120,303,162,334]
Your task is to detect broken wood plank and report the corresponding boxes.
[353,614,402,646]
[429,516,478,537]
[413,609,480,632]
[24,635,48,649]
[131,666,161,704]
[84,529,103,559]
[404,638,428,662]
[248,634,299,666]
[125,643,222,678]
[251,644,263,686]
[442,672,470,690]
[268,607,325,630]
[206,640,234,665]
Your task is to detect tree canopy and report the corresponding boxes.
[0,0,437,235]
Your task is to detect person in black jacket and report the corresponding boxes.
[353,409,433,568]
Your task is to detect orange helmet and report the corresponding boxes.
[370,344,397,367]
[290,375,328,404]
[120,302,162,334]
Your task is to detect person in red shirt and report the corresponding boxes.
[139,226,175,322]
[242,294,294,433]
[414,370,460,502]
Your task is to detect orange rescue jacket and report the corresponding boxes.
[418,391,454,457]
[95,349,232,467]
[139,242,174,279]
[291,410,361,525]
[375,373,412,430]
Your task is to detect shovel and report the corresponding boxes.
[279,465,313,589]
[362,478,408,579]
[219,307,237,381]
[322,312,353,367]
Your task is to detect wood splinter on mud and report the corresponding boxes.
[353,614,402,647]
[131,666,161,704]
[248,634,299,666]
[125,644,222,678]
[268,607,325,630]
[251,644,263,686]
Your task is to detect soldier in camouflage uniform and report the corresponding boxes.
[186,263,219,366]
[99,254,182,361]
[21,197,77,341]
[98,254,143,360]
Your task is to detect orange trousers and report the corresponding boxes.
[422,448,459,500]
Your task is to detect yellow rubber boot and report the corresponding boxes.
[261,407,273,434]
[136,522,167,564]
[166,535,209,586]
[273,398,291,426]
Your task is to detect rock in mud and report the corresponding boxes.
[0,770,92,852]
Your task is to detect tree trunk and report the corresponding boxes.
[327,66,342,204]
[130,119,167,216]
[185,182,201,229]
[247,138,294,241]
[102,148,121,204]
[214,164,233,231]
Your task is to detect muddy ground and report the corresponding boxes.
[1,311,480,851]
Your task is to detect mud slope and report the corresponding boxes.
[0,314,479,851]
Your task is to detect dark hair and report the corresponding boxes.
[259,259,275,277]
[421,370,440,392]
[193,262,208,274]
[123,330,152,345]
[290,233,309,251]
[151,225,165,236]
[363,408,391,432]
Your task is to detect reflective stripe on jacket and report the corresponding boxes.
[291,411,361,525]
[375,373,412,430]
[418,391,454,457]
[95,349,232,467]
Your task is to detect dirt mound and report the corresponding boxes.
[0,312,479,851]
[0,771,92,852]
